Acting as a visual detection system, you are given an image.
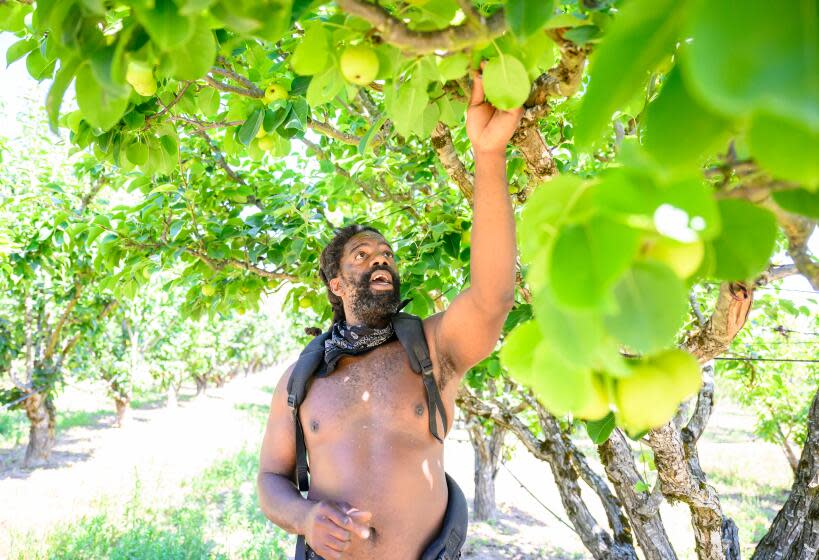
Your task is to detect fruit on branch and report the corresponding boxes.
[641,236,704,279]
[339,45,379,86]
[299,297,312,309]
[201,284,216,297]
[574,373,612,420]
[257,136,276,151]
[126,60,157,97]
[263,81,289,103]
[614,349,701,432]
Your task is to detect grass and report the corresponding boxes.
[707,467,790,549]
[0,408,113,449]
[8,447,293,559]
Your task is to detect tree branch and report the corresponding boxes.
[431,122,474,204]
[336,0,507,54]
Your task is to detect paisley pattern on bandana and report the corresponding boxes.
[322,320,396,375]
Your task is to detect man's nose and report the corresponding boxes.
[371,252,390,268]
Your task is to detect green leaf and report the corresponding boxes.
[171,19,216,80]
[549,216,640,309]
[506,0,555,39]
[603,261,688,354]
[290,23,329,76]
[436,53,470,81]
[238,108,264,146]
[25,49,56,81]
[390,79,429,138]
[6,38,36,66]
[126,140,149,165]
[643,64,732,173]
[772,189,819,219]
[682,0,817,129]
[574,0,686,148]
[46,56,80,133]
[358,115,387,155]
[747,111,819,189]
[75,64,130,131]
[500,320,595,416]
[585,412,616,444]
[306,65,344,107]
[482,54,530,111]
[711,199,777,281]
[134,0,194,51]
[197,88,220,117]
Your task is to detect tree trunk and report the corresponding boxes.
[167,384,179,408]
[23,393,56,468]
[599,429,678,560]
[467,415,506,521]
[194,375,207,395]
[753,387,819,560]
[114,397,129,427]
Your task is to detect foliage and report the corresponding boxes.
[1,0,816,444]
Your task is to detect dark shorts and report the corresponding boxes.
[296,473,468,560]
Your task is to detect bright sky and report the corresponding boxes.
[0,36,816,306]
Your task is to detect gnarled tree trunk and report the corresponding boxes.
[23,392,56,468]
[114,396,129,427]
[752,387,819,560]
[466,413,506,521]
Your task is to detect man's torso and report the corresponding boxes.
[300,315,460,560]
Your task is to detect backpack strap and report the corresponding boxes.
[392,312,448,443]
[287,330,331,492]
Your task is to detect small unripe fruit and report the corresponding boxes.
[126,60,157,97]
[641,236,704,279]
[263,81,289,103]
[339,45,379,86]
[299,297,312,309]
[258,136,277,152]
[202,284,216,297]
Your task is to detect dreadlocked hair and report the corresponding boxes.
[319,224,383,326]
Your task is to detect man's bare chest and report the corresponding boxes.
[300,341,432,441]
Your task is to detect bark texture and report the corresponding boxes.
[599,430,677,560]
[466,414,506,521]
[23,392,56,468]
[753,388,819,560]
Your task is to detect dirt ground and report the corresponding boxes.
[0,358,793,559]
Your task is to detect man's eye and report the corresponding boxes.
[357,251,366,259]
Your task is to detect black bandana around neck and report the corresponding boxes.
[319,297,412,376]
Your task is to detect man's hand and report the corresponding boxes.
[303,500,372,559]
[466,64,524,156]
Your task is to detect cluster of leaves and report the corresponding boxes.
[498,0,818,436]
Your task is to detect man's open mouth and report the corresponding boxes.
[370,270,393,288]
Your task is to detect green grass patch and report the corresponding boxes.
[9,448,293,559]
[708,468,789,551]
[0,408,113,448]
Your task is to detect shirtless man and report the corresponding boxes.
[257,69,523,560]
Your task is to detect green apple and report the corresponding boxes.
[642,236,705,279]
[615,350,701,432]
[201,284,216,297]
[339,45,379,86]
[263,81,289,103]
[126,60,157,97]
[574,373,611,420]
[257,136,277,152]
[142,267,152,280]
[299,297,312,309]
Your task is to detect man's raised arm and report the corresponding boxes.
[432,67,523,375]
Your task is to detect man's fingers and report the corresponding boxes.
[469,67,485,107]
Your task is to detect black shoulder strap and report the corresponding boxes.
[392,312,448,443]
[287,330,331,492]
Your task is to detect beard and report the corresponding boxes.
[345,265,401,328]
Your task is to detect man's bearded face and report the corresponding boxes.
[344,263,401,328]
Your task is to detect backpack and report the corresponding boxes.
[286,311,448,492]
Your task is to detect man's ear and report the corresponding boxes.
[329,277,343,297]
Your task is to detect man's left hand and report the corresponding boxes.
[465,64,524,156]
